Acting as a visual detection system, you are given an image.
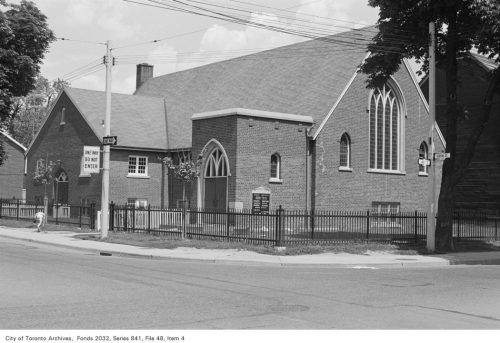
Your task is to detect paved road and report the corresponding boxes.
[1,238,500,329]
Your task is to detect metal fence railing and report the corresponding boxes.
[109,204,430,246]
[0,199,96,230]
[2,199,498,246]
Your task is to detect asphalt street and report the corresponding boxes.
[1,238,500,330]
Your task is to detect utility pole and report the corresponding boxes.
[427,22,436,252]
[100,40,112,239]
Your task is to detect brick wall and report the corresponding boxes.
[0,136,25,199]
[191,115,311,210]
[109,150,167,207]
[313,68,444,211]
[25,91,169,207]
[25,92,102,205]
[234,116,310,210]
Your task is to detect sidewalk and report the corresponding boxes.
[1,225,500,268]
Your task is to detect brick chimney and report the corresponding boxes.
[136,63,154,89]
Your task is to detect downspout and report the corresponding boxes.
[162,98,170,208]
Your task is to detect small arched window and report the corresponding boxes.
[419,141,429,175]
[339,133,351,169]
[270,153,281,181]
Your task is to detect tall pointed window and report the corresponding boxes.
[339,133,351,170]
[369,84,404,172]
[270,153,281,181]
[419,141,429,175]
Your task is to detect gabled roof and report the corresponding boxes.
[471,52,499,72]
[135,28,375,148]
[0,130,27,152]
[64,88,168,150]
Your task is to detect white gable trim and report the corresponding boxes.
[192,108,313,124]
[1,130,26,152]
[402,59,446,148]
[312,52,371,140]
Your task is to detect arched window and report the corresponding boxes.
[205,148,227,177]
[53,170,69,204]
[369,83,404,171]
[419,141,429,175]
[270,153,281,181]
[339,133,351,169]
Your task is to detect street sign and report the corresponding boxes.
[82,146,100,174]
[418,158,431,167]
[103,135,117,145]
[434,152,451,161]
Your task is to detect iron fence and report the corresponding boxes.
[0,199,96,230]
[454,210,500,241]
[109,205,429,246]
[2,199,498,245]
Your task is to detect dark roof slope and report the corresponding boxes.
[135,29,374,149]
[65,87,167,150]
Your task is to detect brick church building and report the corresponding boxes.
[25,29,445,213]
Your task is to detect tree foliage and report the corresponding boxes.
[0,0,55,164]
[360,0,500,251]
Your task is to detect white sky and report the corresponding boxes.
[29,0,380,94]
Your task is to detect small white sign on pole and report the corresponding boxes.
[83,146,101,174]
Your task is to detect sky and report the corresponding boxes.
[27,0,381,94]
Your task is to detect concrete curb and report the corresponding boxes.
[1,227,497,268]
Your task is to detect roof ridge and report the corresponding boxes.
[66,86,165,99]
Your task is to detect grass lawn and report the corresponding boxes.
[1,217,498,256]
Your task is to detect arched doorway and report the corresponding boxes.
[53,169,69,205]
[204,148,228,210]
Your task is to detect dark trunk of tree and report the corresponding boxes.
[435,15,459,251]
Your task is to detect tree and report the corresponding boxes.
[0,0,55,164]
[8,76,68,147]
[360,0,500,251]
[162,152,202,239]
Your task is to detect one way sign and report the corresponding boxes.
[103,136,117,145]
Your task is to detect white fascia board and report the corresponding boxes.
[312,52,371,140]
[1,130,26,152]
[191,108,314,124]
[403,58,447,149]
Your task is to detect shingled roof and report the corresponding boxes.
[65,88,167,150]
[135,28,374,149]
[59,28,375,151]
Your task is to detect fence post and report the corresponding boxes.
[124,206,128,232]
[311,209,315,240]
[226,207,230,239]
[109,202,115,232]
[457,211,461,242]
[0,200,2,218]
[90,203,96,230]
[147,204,151,234]
[182,201,187,240]
[366,210,370,240]
[494,212,499,240]
[414,210,418,242]
[55,203,59,225]
[79,204,82,228]
[275,205,283,247]
[17,199,20,220]
[132,205,136,232]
